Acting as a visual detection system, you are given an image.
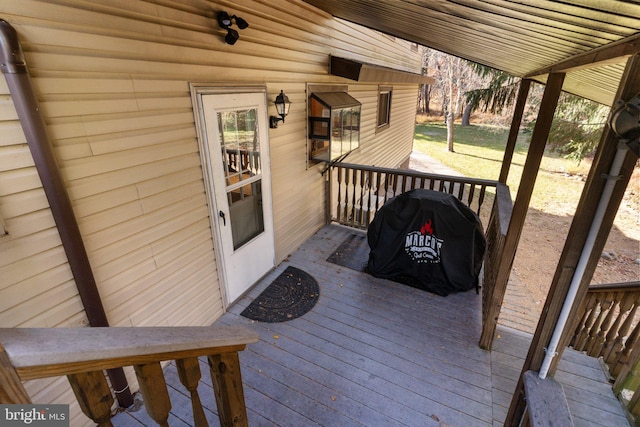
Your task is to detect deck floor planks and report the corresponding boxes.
[298,306,492,395]
[226,317,480,426]
[231,326,437,425]
[306,285,490,379]
[270,312,493,423]
[112,224,629,427]
[233,322,430,426]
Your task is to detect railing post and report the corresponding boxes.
[0,343,31,404]
[208,352,249,427]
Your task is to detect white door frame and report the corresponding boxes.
[190,84,275,308]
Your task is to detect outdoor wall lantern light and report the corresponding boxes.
[217,11,249,45]
[270,90,291,128]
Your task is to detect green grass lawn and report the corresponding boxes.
[413,122,591,214]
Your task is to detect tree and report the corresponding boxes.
[417,64,433,114]
[463,64,520,124]
[422,49,475,151]
[546,93,609,163]
[421,48,489,151]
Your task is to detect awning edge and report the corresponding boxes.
[330,56,435,85]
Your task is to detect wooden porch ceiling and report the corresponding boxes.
[303,0,640,106]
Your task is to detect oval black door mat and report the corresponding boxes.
[240,266,320,322]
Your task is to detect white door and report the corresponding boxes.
[201,92,275,304]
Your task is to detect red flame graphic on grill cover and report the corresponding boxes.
[420,219,433,235]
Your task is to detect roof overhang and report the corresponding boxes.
[307,1,640,106]
[330,56,435,85]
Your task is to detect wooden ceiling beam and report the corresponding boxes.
[525,33,640,77]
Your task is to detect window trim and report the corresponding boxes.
[376,86,393,133]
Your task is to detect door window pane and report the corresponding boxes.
[217,108,265,250]
[228,181,264,250]
[218,109,260,186]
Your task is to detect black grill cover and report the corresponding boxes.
[367,189,485,296]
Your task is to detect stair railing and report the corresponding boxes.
[0,326,258,427]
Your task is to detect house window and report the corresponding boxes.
[308,91,361,162]
[376,86,392,132]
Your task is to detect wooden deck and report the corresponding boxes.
[112,225,629,426]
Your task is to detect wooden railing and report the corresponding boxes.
[327,163,501,229]
[327,163,514,348]
[225,148,260,174]
[479,183,513,349]
[571,281,640,377]
[570,281,640,421]
[0,326,258,427]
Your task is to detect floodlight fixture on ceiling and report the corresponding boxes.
[217,11,249,45]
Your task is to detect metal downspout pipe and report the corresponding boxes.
[538,142,629,379]
[0,20,133,408]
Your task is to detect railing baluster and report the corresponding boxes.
[350,168,358,226]
[385,172,392,202]
[615,319,640,378]
[628,384,640,419]
[359,169,366,226]
[336,166,343,224]
[602,294,633,362]
[374,170,382,216]
[390,172,398,197]
[571,292,597,347]
[606,297,639,365]
[67,370,114,427]
[343,168,350,224]
[365,170,373,225]
[478,185,487,215]
[576,294,602,351]
[467,184,476,212]
[588,295,617,356]
[134,362,172,427]
[176,357,209,427]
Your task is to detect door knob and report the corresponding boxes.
[219,210,226,226]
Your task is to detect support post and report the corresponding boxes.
[505,53,640,426]
[499,79,532,184]
[479,73,565,349]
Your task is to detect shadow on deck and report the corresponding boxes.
[113,224,628,426]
